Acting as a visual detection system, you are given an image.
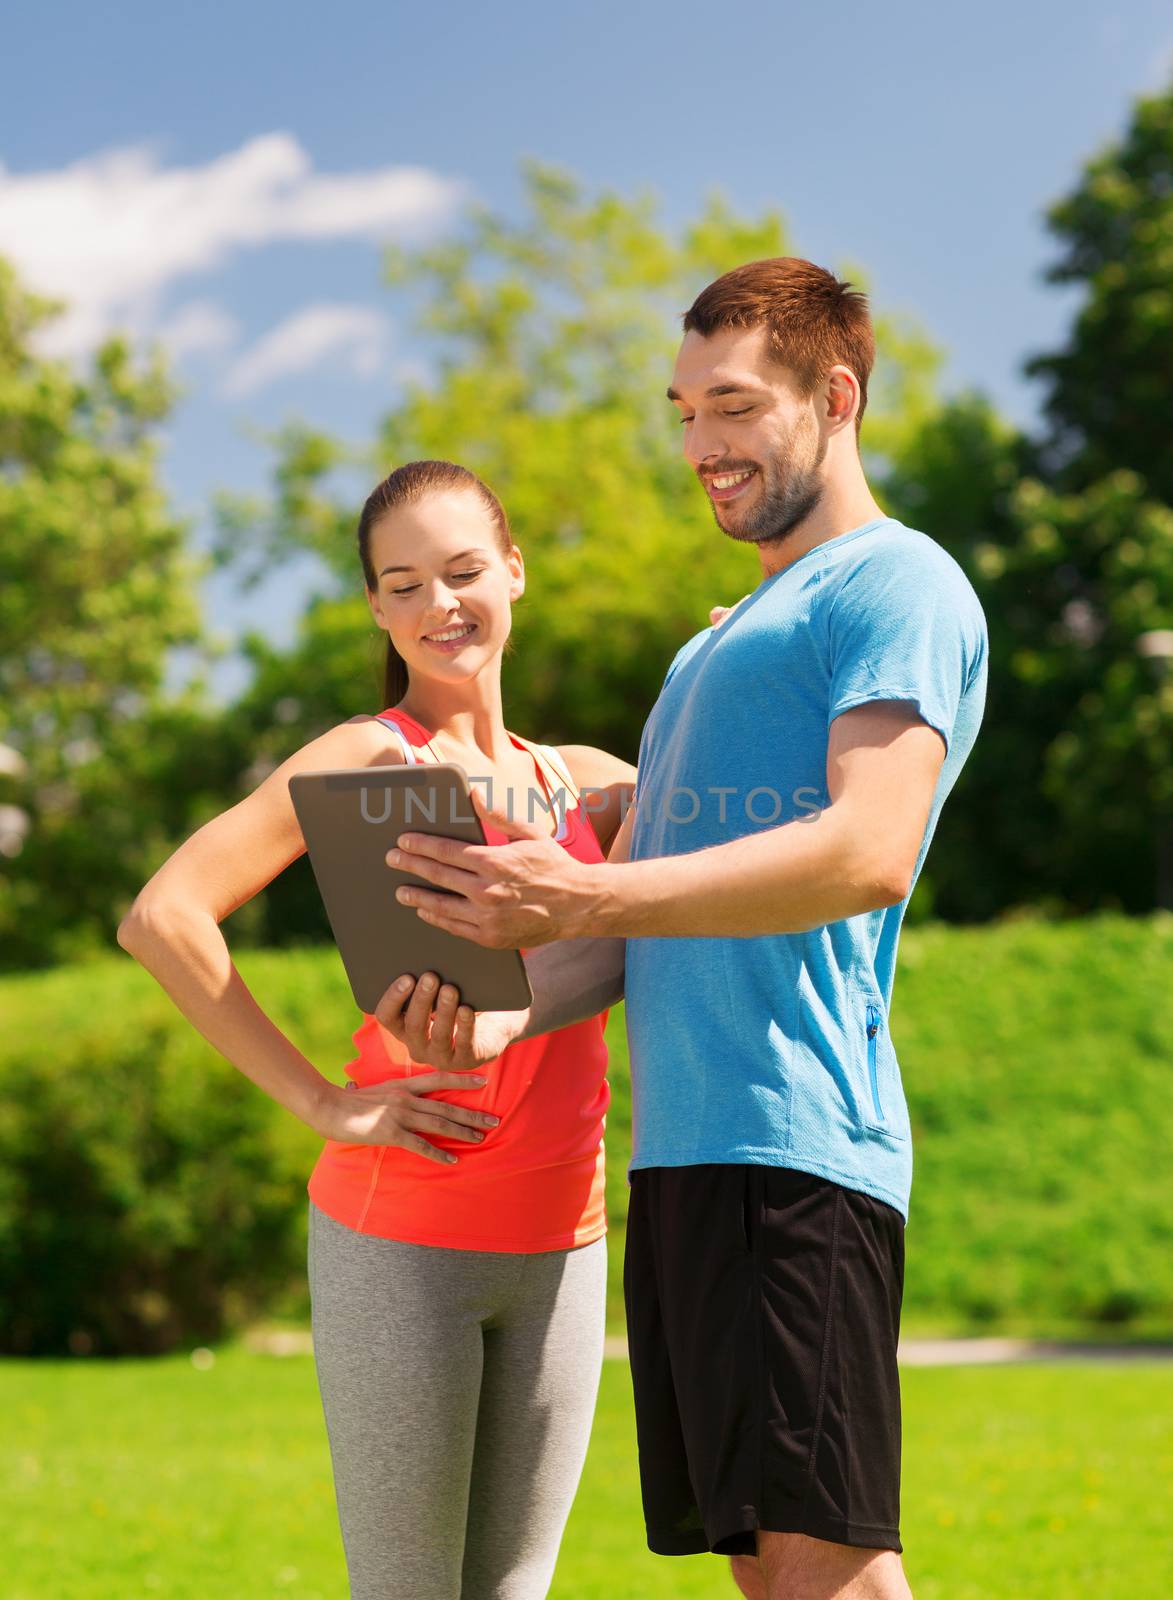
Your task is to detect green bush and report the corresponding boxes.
[0,914,1169,1354]
[0,949,342,1356]
[892,911,1173,1335]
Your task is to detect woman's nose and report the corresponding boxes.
[421,584,459,618]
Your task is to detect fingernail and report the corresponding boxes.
[445,1153,458,1163]
[387,849,400,866]
[484,1116,499,1126]
[471,1077,487,1086]
[399,835,416,850]
[397,977,412,991]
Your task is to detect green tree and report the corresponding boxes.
[1004,473,1173,910]
[885,397,1173,915]
[1026,77,1173,501]
[880,79,1173,917]
[1021,76,1173,908]
[0,259,218,968]
[881,393,1040,920]
[216,163,944,773]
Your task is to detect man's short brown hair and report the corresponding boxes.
[682,257,875,436]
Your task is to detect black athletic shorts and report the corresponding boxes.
[623,1162,905,1557]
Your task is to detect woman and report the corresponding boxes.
[118,458,637,1600]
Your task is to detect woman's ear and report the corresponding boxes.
[366,586,387,629]
[508,545,525,603]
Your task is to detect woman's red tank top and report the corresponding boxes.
[305,707,611,1250]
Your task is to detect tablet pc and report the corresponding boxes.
[288,764,534,1014]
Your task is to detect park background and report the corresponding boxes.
[1,3,1170,1595]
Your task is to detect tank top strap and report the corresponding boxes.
[374,712,420,765]
[539,743,582,807]
[377,713,578,827]
[509,732,581,808]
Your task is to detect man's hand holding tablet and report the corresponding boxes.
[370,786,550,1070]
[383,780,629,1068]
[388,783,601,948]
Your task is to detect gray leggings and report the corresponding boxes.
[307,1200,607,1600]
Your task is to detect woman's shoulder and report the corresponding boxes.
[548,745,638,857]
[554,744,638,790]
[311,712,409,766]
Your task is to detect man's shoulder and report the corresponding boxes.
[843,518,968,577]
[827,520,985,618]
[662,626,712,688]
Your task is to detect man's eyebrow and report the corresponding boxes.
[665,383,762,403]
[378,547,490,578]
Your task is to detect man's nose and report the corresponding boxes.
[682,414,725,471]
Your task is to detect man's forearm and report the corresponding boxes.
[580,807,907,939]
[515,935,626,1040]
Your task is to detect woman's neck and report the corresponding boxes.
[394,678,515,763]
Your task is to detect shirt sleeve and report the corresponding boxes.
[825,540,987,758]
[661,633,701,691]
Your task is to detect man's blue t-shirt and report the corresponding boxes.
[624,515,988,1220]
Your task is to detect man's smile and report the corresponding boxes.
[704,468,757,503]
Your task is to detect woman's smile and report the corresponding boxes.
[420,621,479,653]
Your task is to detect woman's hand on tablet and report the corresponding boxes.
[320,1070,500,1165]
[374,970,530,1071]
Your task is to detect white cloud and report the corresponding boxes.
[0,133,463,357]
[223,303,392,397]
[155,299,241,360]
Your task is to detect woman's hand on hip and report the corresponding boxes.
[316,1068,499,1164]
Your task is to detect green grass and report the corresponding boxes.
[1,1345,1169,1598]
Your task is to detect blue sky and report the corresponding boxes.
[4,0,1171,702]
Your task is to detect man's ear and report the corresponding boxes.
[824,365,861,433]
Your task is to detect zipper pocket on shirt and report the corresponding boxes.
[865,1004,883,1121]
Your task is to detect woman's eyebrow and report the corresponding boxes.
[378,547,491,578]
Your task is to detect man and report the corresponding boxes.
[376,257,988,1600]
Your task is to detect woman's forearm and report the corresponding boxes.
[117,904,336,1134]
[515,936,626,1041]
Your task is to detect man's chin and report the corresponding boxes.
[712,503,774,546]
[713,482,824,548]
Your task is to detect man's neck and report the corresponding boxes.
[757,486,887,580]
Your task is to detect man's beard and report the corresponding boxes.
[707,426,827,548]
